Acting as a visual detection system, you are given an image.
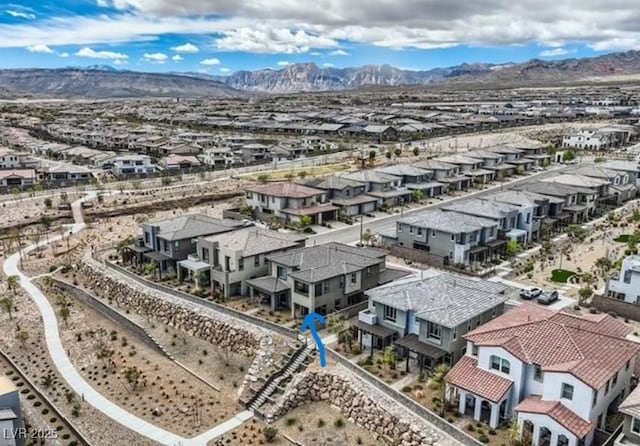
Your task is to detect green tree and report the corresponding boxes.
[562,150,575,162]
[566,224,586,242]
[43,198,52,209]
[508,420,522,446]
[393,148,402,158]
[361,228,374,246]
[143,260,159,278]
[0,296,14,320]
[578,286,593,305]
[122,366,140,391]
[412,189,425,203]
[297,170,308,179]
[385,151,392,159]
[428,363,450,417]
[263,426,278,443]
[595,257,613,277]
[257,174,270,183]
[116,236,135,263]
[7,275,19,294]
[194,270,207,290]
[413,146,420,156]
[382,345,396,371]
[300,215,312,228]
[16,329,29,349]
[506,239,521,257]
[58,302,71,328]
[326,313,354,350]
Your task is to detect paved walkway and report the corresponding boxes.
[3,192,252,446]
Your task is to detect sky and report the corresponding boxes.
[0,0,637,74]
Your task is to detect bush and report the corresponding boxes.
[49,265,58,273]
[489,429,497,436]
[263,426,278,443]
[467,424,475,432]
[479,435,490,443]
[402,386,412,392]
[285,417,296,426]
[334,418,345,428]
[317,418,326,428]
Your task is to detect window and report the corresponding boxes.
[351,273,357,284]
[254,255,260,267]
[277,266,287,280]
[561,383,574,400]
[592,390,598,408]
[605,380,610,395]
[432,230,436,238]
[451,234,455,241]
[144,232,150,244]
[490,356,510,374]
[428,322,442,341]
[627,360,631,371]
[612,371,618,388]
[238,258,244,271]
[339,276,345,288]
[324,281,330,293]
[294,281,309,296]
[397,224,402,232]
[409,226,413,234]
[201,248,209,263]
[492,307,497,317]
[472,345,478,356]
[533,364,543,382]
[334,299,342,311]
[366,267,371,278]
[384,305,397,322]
[417,228,423,236]
[314,283,323,297]
[632,418,640,435]
[452,326,458,340]
[597,413,604,430]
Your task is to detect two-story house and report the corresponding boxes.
[340,171,413,207]
[570,166,636,204]
[261,242,388,318]
[466,150,518,179]
[603,161,640,188]
[140,214,245,275]
[542,174,613,217]
[0,376,24,446]
[513,182,595,225]
[442,199,526,244]
[304,176,380,216]
[480,190,551,241]
[446,303,637,446]
[244,182,338,225]
[375,164,445,198]
[438,154,495,185]
[615,385,640,446]
[389,208,501,267]
[108,154,155,176]
[606,255,640,304]
[354,270,508,370]
[414,160,470,192]
[185,227,305,299]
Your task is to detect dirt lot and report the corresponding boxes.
[44,283,241,438]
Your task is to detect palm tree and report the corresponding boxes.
[428,363,450,417]
[382,345,396,372]
[326,313,354,351]
[116,236,135,263]
[143,260,159,278]
[0,296,14,320]
[6,275,19,294]
[361,229,374,246]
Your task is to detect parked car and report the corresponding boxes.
[537,290,559,305]
[520,287,543,300]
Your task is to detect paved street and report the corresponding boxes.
[308,165,573,246]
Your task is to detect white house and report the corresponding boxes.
[562,130,611,151]
[446,304,638,446]
[109,154,155,176]
[606,255,640,304]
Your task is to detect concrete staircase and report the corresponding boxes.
[247,343,315,412]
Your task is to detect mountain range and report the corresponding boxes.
[1,50,640,98]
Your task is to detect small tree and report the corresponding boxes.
[7,275,19,294]
[368,150,376,167]
[300,215,312,228]
[578,286,593,305]
[194,270,206,290]
[393,148,402,158]
[385,151,392,159]
[143,260,159,278]
[412,189,425,203]
[44,198,52,209]
[297,170,308,179]
[122,366,140,391]
[59,302,71,328]
[263,426,278,443]
[0,296,14,320]
[562,150,575,162]
[508,419,522,446]
[257,174,270,183]
[361,228,374,246]
[506,239,520,258]
[428,363,450,417]
[16,329,29,349]
[382,345,396,371]
[413,147,419,156]
[326,313,354,350]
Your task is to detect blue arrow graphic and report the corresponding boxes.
[300,312,326,367]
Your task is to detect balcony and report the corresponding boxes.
[358,309,378,325]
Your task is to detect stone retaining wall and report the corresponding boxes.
[268,371,443,446]
[76,262,260,356]
[593,294,640,321]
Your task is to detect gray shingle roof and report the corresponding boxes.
[367,271,508,328]
[375,164,432,177]
[341,170,401,184]
[399,209,498,233]
[305,176,365,190]
[512,181,595,197]
[148,214,244,241]
[267,242,384,283]
[481,190,549,207]
[442,199,519,220]
[203,227,305,257]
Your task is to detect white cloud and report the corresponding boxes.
[200,57,221,65]
[329,49,349,56]
[143,52,168,62]
[6,10,35,20]
[277,61,290,66]
[59,51,69,57]
[172,54,183,61]
[219,67,231,73]
[113,59,128,65]
[170,42,199,53]
[3,1,640,54]
[540,47,572,57]
[322,62,334,67]
[26,44,53,53]
[75,47,128,60]
[215,26,338,53]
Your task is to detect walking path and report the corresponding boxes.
[3,192,252,446]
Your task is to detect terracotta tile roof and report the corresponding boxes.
[465,304,639,389]
[515,396,592,438]
[445,356,513,403]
